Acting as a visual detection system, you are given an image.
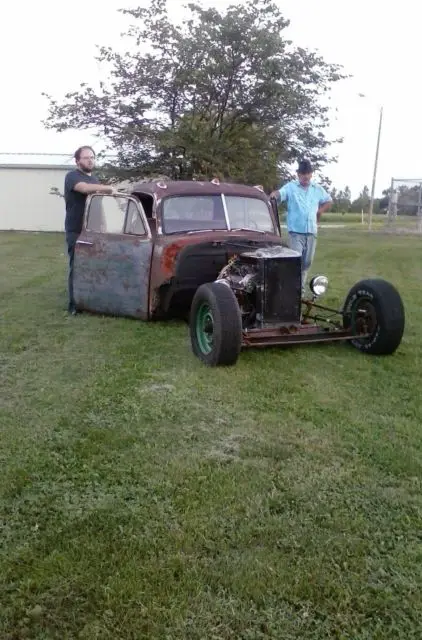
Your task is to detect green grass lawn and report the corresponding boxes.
[290,212,420,229]
[1,229,422,639]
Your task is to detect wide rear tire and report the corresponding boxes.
[343,278,405,355]
[189,282,242,366]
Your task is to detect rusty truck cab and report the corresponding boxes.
[127,179,285,320]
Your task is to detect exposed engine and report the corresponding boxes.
[215,245,302,328]
[216,253,259,327]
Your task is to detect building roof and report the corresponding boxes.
[0,163,73,170]
[0,152,118,169]
[0,153,76,165]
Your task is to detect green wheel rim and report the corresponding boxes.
[196,303,214,355]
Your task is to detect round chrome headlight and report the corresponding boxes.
[310,275,328,297]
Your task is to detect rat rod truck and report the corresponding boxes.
[72,178,405,366]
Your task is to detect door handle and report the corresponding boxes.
[76,240,94,246]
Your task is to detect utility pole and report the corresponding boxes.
[368,106,383,231]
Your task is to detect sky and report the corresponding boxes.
[1,0,420,198]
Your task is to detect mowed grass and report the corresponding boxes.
[1,229,422,639]
[294,212,421,229]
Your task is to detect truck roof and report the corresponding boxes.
[129,179,268,199]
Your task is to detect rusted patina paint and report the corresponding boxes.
[161,241,185,275]
[147,230,285,317]
[242,327,366,348]
[74,181,285,320]
[127,180,285,318]
[157,230,284,278]
[129,180,272,201]
[73,232,152,319]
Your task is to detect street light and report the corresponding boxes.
[358,93,384,231]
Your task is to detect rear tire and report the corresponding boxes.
[189,282,242,366]
[343,278,405,355]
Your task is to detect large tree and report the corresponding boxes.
[42,0,346,188]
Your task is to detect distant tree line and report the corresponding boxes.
[329,185,388,214]
[328,183,422,215]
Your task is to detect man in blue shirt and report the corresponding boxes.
[270,159,332,294]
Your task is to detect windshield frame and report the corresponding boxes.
[160,193,276,235]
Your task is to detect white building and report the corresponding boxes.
[0,153,120,232]
[0,159,71,232]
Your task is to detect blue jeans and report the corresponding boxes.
[65,231,79,311]
[288,232,317,292]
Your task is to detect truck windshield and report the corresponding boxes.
[162,194,275,234]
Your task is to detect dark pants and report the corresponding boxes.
[65,231,79,311]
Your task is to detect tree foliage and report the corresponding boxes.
[330,186,352,213]
[42,0,346,188]
[329,184,387,214]
[390,184,422,215]
[350,185,370,212]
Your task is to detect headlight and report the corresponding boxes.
[309,275,328,297]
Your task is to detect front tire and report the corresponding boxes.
[343,278,405,355]
[189,282,242,366]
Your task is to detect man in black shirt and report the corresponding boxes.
[64,146,116,314]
